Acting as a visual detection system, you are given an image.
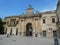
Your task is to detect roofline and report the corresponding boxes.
[4,10,56,19]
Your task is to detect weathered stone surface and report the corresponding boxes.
[4,5,58,38]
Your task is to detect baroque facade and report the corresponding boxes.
[4,5,58,38]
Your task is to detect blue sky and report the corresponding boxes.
[0,0,58,19]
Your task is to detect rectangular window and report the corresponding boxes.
[16,21,19,24]
[43,19,45,23]
[21,20,23,22]
[43,31,46,37]
[53,31,57,37]
[16,28,18,35]
[52,18,55,23]
[10,19,16,26]
[10,28,12,35]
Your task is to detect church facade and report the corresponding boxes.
[4,5,58,38]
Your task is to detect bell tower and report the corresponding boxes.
[26,4,34,16]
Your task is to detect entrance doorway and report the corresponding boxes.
[26,23,33,36]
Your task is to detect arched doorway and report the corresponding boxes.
[26,23,33,36]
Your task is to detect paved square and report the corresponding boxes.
[0,35,60,45]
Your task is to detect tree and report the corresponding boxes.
[0,18,4,34]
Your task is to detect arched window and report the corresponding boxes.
[43,19,45,24]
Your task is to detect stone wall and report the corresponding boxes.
[4,12,58,38]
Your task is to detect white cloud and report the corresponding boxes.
[40,9,51,12]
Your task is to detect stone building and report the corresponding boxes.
[57,0,60,21]
[56,0,60,38]
[4,5,58,38]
